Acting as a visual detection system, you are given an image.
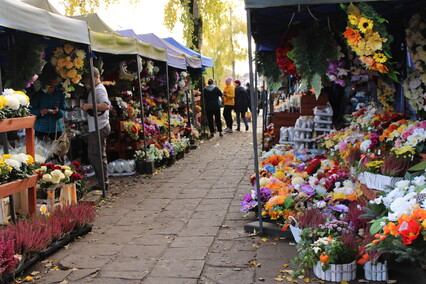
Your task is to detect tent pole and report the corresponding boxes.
[0,68,16,223]
[87,46,106,198]
[136,55,148,159]
[246,8,263,235]
[166,64,172,143]
[201,74,207,138]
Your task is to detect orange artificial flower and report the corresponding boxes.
[412,209,426,221]
[383,222,398,235]
[398,219,422,245]
[346,194,358,201]
[343,28,362,46]
[357,253,370,265]
[281,224,290,231]
[373,62,389,73]
[320,253,329,263]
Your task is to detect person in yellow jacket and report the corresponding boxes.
[222,77,235,133]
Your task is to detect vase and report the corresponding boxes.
[364,261,388,281]
[288,216,302,243]
[313,261,357,282]
[136,160,145,174]
[59,183,77,207]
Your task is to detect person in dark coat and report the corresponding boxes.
[234,80,249,131]
[203,79,223,137]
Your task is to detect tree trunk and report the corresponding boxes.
[186,0,203,51]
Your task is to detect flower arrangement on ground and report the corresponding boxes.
[0,154,35,184]
[50,43,86,97]
[0,89,31,119]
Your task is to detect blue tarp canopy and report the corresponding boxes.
[163,37,214,68]
[246,0,424,51]
[138,33,202,69]
[117,29,187,69]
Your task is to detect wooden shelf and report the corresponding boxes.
[0,116,37,213]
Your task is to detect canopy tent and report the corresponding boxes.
[89,31,167,62]
[72,13,121,36]
[0,0,90,44]
[117,29,187,69]
[20,0,61,14]
[139,32,202,69]
[246,0,423,51]
[163,37,214,68]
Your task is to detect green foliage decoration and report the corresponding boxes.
[3,42,46,91]
[288,26,338,97]
[255,51,282,90]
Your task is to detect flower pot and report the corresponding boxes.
[155,159,164,168]
[288,216,302,243]
[313,261,357,282]
[165,157,176,167]
[185,147,189,153]
[363,172,403,191]
[136,160,145,174]
[364,261,388,281]
[176,151,184,160]
[142,161,155,175]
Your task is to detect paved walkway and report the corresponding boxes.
[27,118,297,284]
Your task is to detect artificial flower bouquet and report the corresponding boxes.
[0,153,35,184]
[35,162,83,190]
[50,43,86,97]
[123,121,141,141]
[110,95,140,121]
[0,89,31,119]
[146,144,163,162]
[133,149,146,162]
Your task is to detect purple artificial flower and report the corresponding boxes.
[329,204,349,213]
[300,184,315,196]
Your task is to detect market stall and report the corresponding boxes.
[243,0,426,281]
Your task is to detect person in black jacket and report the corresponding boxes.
[234,80,249,131]
[204,79,223,137]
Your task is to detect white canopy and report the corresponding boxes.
[0,0,90,44]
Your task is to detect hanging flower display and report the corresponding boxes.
[404,71,426,118]
[406,14,426,73]
[342,3,397,81]
[275,31,298,76]
[50,44,86,98]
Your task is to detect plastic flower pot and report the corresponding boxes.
[176,151,185,160]
[313,261,357,282]
[166,157,176,167]
[136,160,145,174]
[363,172,403,191]
[364,261,388,281]
[154,159,164,168]
[143,161,155,175]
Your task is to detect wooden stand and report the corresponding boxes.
[0,116,37,214]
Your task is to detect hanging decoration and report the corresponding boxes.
[342,3,398,82]
[406,14,426,73]
[51,43,86,98]
[275,31,298,76]
[287,26,338,97]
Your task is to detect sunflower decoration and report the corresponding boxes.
[50,43,87,98]
[342,3,398,82]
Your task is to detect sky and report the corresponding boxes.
[49,0,250,77]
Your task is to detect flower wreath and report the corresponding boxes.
[404,71,426,116]
[406,14,426,73]
[50,44,86,98]
[342,3,398,82]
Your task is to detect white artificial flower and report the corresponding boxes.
[75,49,86,59]
[396,180,410,190]
[316,200,327,209]
[373,196,383,205]
[414,175,426,187]
[2,88,14,96]
[259,177,269,187]
[51,177,61,184]
[13,93,29,107]
[5,159,21,171]
[40,166,47,172]
[11,153,28,164]
[64,169,73,177]
[291,176,305,185]
[5,95,20,110]
[42,174,52,182]
[314,185,327,196]
[180,71,187,78]
[51,169,65,180]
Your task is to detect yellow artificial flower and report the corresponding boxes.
[61,165,71,170]
[358,17,374,33]
[366,32,386,52]
[0,96,8,110]
[2,154,12,160]
[71,74,82,84]
[59,70,67,79]
[74,57,84,69]
[63,44,74,54]
[67,69,78,79]
[65,61,74,69]
[26,155,34,165]
[333,193,347,200]
[57,58,67,68]
[348,14,359,26]
[75,49,86,59]
[373,53,388,63]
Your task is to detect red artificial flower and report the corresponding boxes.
[397,219,422,245]
[72,161,80,168]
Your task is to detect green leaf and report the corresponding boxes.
[369,218,386,235]
[284,196,294,209]
[408,160,426,172]
[311,73,322,99]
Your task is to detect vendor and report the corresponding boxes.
[30,67,66,141]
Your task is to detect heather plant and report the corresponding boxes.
[0,236,20,275]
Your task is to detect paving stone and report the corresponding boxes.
[178,226,220,237]
[170,236,215,248]
[200,265,255,284]
[119,245,166,260]
[161,247,209,260]
[150,259,205,278]
[132,234,175,246]
[87,277,140,284]
[78,243,124,256]
[99,269,149,280]
[67,268,100,281]
[205,250,256,267]
[186,217,223,227]
[142,277,198,284]
[39,269,72,283]
[59,254,111,269]
[102,257,156,271]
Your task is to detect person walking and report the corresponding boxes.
[82,67,111,191]
[234,80,249,131]
[222,77,235,133]
[204,79,223,137]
